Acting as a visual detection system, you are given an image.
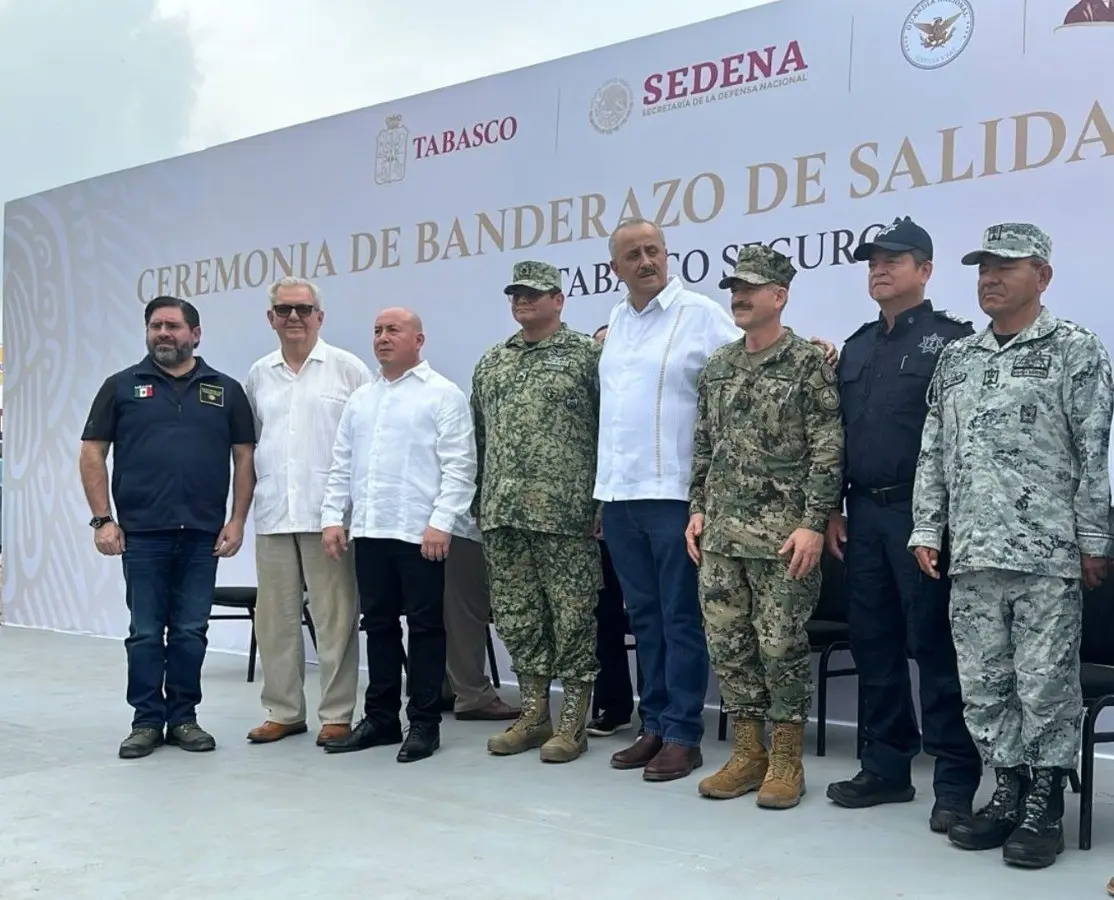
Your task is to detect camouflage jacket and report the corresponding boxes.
[910,307,1114,577]
[690,329,844,559]
[471,324,601,536]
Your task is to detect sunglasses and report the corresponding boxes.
[272,304,319,318]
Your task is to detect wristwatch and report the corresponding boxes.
[89,515,113,529]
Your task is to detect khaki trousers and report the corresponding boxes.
[443,537,499,713]
[255,533,360,726]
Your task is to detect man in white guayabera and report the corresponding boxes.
[244,277,371,749]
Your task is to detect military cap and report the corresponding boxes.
[853,216,934,261]
[961,223,1052,266]
[718,244,797,290]
[503,260,563,295]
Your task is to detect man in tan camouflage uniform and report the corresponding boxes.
[911,223,1114,869]
[686,245,844,809]
[471,260,603,763]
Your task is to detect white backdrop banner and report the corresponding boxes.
[3,0,1113,661]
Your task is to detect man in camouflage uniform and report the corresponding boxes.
[911,223,1114,869]
[686,245,844,809]
[471,260,603,763]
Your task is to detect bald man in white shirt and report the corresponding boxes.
[320,307,477,763]
[245,277,371,748]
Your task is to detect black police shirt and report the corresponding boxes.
[81,355,255,534]
[837,300,974,492]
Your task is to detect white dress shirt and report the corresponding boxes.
[321,360,477,544]
[245,339,372,535]
[594,276,741,503]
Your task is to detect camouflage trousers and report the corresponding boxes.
[698,551,820,724]
[482,528,601,683]
[950,569,1083,769]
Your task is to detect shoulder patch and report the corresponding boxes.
[933,309,972,327]
[844,320,876,343]
[805,357,837,392]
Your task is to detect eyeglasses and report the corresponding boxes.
[272,304,319,318]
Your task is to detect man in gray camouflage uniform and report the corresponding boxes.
[910,223,1114,870]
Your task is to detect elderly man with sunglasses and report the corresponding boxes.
[244,277,372,748]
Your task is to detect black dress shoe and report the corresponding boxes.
[322,718,403,754]
[397,723,440,763]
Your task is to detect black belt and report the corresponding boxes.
[847,483,914,505]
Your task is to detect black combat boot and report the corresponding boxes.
[948,766,1030,851]
[1001,767,1066,869]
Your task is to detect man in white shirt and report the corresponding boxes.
[319,307,477,763]
[597,219,742,782]
[244,277,371,747]
[598,218,838,783]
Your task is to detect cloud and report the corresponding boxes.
[1,0,777,204]
[0,0,198,202]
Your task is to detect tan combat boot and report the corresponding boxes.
[487,675,554,755]
[698,718,768,799]
[539,680,592,763]
[756,722,806,809]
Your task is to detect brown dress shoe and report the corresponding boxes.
[247,721,308,743]
[456,698,521,721]
[610,733,663,770]
[644,742,703,782]
[316,724,351,746]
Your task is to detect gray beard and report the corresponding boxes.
[150,342,192,367]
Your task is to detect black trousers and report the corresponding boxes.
[844,495,981,803]
[592,541,640,722]
[354,538,446,727]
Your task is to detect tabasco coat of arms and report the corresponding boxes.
[375,114,409,185]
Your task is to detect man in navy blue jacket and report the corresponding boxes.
[79,296,256,760]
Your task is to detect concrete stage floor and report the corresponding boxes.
[2,626,1113,899]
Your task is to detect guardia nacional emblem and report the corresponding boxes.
[375,114,409,185]
[901,0,974,70]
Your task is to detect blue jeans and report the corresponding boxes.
[601,500,708,747]
[121,529,220,729]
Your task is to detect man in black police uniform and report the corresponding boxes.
[824,217,982,832]
[79,296,256,760]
